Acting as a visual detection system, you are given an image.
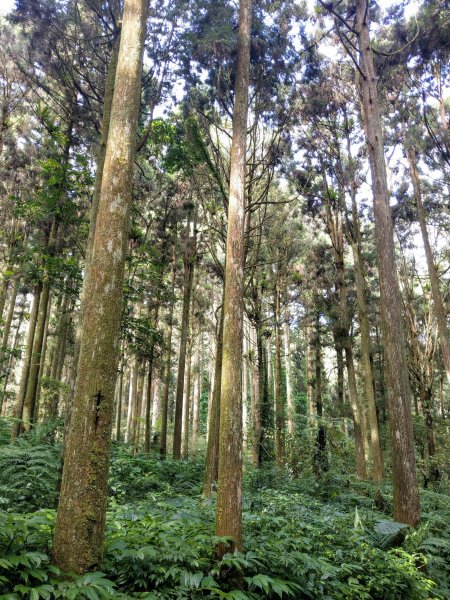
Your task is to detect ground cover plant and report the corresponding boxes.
[0,430,449,599]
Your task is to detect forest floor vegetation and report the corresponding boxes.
[0,420,449,599]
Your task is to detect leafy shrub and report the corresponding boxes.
[0,510,116,599]
[0,444,447,598]
[0,439,60,512]
[108,445,204,502]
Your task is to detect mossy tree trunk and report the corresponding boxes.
[203,301,224,496]
[51,0,148,572]
[215,0,252,557]
[406,146,450,386]
[356,0,420,525]
[173,211,196,459]
[274,279,285,467]
[11,284,41,439]
[160,256,177,458]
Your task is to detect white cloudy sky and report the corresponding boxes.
[0,0,14,16]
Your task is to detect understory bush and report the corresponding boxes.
[0,450,450,600]
[0,438,449,599]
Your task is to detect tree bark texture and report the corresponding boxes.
[160,262,176,457]
[51,0,148,572]
[215,0,252,556]
[12,285,41,439]
[356,0,420,525]
[406,146,450,386]
[203,302,224,496]
[173,213,195,459]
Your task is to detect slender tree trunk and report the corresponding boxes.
[345,342,367,479]
[192,342,201,451]
[131,363,145,455]
[344,117,384,480]
[51,0,148,572]
[274,281,285,467]
[351,239,384,480]
[125,367,134,443]
[356,0,420,525]
[115,356,124,441]
[257,321,272,463]
[11,285,41,439]
[22,279,51,432]
[34,292,53,421]
[249,325,260,468]
[0,277,18,368]
[313,314,327,473]
[144,307,159,454]
[151,376,161,445]
[306,324,315,428]
[173,213,195,459]
[242,328,248,445]
[406,147,450,386]
[2,295,25,415]
[203,301,224,496]
[182,340,192,459]
[335,341,344,416]
[215,0,252,554]
[126,358,138,444]
[284,315,294,438]
[160,263,176,458]
[48,295,71,419]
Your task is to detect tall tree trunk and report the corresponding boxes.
[151,376,161,444]
[257,320,272,463]
[182,339,192,460]
[283,315,294,438]
[173,213,195,459]
[125,369,134,441]
[355,0,420,525]
[406,147,450,386]
[0,280,18,413]
[203,301,224,496]
[306,324,315,428]
[0,277,18,369]
[126,358,138,444]
[192,342,201,451]
[22,279,51,432]
[68,30,121,431]
[51,0,148,572]
[34,291,53,422]
[351,238,384,480]
[249,324,260,468]
[144,306,159,454]
[313,313,327,473]
[344,116,384,480]
[11,285,42,439]
[274,280,285,467]
[160,261,176,458]
[345,341,367,479]
[335,340,344,416]
[47,294,71,419]
[324,178,367,478]
[242,327,248,445]
[2,294,25,416]
[215,0,252,557]
[131,362,145,455]
[115,356,124,441]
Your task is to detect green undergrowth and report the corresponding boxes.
[0,438,449,599]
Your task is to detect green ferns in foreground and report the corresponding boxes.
[0,440,449,599]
